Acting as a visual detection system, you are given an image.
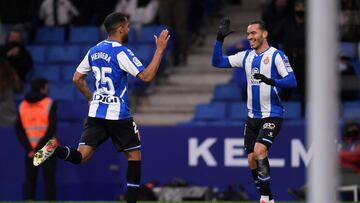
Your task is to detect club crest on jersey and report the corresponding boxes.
[263,122,276,130]
[133,57,142,67]
[263,56,270,64]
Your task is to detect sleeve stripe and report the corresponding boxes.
[117,51,141,77]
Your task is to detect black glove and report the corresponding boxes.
[253,73,276,86]
[217,17,234,42]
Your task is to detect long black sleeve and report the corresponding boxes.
[36,101,57,150]
[15,114,32,153]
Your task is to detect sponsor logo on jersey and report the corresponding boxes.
[263,122,276,130]
[93,94,120,104]
[251,68,260,85]
[133,57,143,67]
[263,56,270,64]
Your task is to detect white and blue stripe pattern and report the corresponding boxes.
[76,40,145,120]
[228,47,294,119]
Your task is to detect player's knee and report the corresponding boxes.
[80,153,92,164]
[125,149,141,161]
[254,143,268,159]
[78,145,95,164]
[247,153,257,168]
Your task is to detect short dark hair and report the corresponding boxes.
[31,78,48,92]
[248,20,268,31]
[103,12,128,34]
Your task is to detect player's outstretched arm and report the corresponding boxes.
[137,29,170,82]
[212,41,231,68]
[212,17,233,68]
[73,71,93,101]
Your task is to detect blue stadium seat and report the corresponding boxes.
[58,101,88,122]
[33,66,61,82]
[127,75,148,94]
[340,42,357,59]
[79,44,93,58]
[228,102,247,120]
[212,83,242,102]
[49,83,76,101]
[128,27,137,43]
[35,27,65,44]
[343,101,360,118]
[126,43,155,66]
[48,45,80,63]
[69,26,100,43]
[230,68,247,89]
[27,45,46,63]
[61,65,77,82]
[193,103,227,121]
[283,102,301,119]
[138,25,167,43]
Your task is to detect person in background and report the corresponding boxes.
[0,28,33,83]
[0,58,22,127]
[39,0,79,26]
[288,120,360,200]
[114,0,159,32]
[338,55,359,101]
[15,78,57,200]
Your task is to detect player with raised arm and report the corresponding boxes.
[212,18,297,203]
[33,12,170,203]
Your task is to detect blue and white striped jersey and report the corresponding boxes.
[212,41,297,119]
[76,40,145,120]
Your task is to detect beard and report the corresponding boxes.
[123,34,129,43]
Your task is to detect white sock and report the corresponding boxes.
[260,195,269,202]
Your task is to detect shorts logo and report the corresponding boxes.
[263,56,269,64]
[263,122,276,130]
[268,132,273,137]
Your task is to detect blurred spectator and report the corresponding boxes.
[225,38,250,55]
[226,38,249,99]
[0,58,22,127]
[272,0,306,111]
[261,0,293,45]
[188,0,207,47]
[339,55,359,101]
[158,0,190,66]
[338,121,360,177]
[73,0,117,25]
[114,0,159,32]
[288,120,360,200]
[340,0,360,42]
[0,0,34,25]
[39,0,79,26]
[0,28,33,83]
[15,78,57,200]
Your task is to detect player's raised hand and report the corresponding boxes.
[154,29,170,52]
[217,17,234,42]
